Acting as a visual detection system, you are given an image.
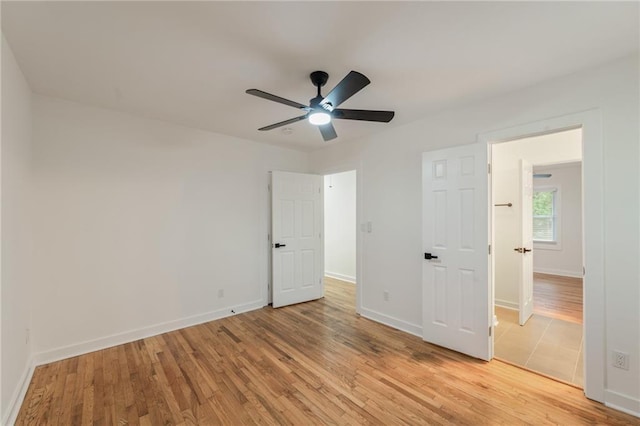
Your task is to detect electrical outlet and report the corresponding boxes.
[383,291,389,302]
[218,289,224,298]
[612,351,629,370]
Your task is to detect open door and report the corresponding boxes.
[271,171,323,308]
[422,143,491,360]
[517,159,534,325]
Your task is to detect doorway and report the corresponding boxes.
[420,109,604,401]
[323,170,357,309]
[491,128,585,386]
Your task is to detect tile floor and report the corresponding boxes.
[494,306,583,387]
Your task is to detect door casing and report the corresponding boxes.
[481,109,603,403]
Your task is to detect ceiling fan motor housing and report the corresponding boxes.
[310,71,329,88]
[310,71,330,109]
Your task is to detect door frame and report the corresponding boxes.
[479,109,604,403]
[314,161,363,315]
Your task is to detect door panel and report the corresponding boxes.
[519,160,534,325]
[272,171,323,308]
[460,188,475,249]
[433,191,447,247]
[433,266,448,325]
[422,143,490,360]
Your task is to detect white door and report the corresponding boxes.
[271,171,323,308]
[518,160,534,325]
[422,143,490,360]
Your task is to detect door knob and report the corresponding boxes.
[274,243,286,248]
[514,247,532,253]
[424,253,438,260]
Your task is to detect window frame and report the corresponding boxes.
[532,185,562,250]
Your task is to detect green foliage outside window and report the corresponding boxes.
[533,190,555,242]
[533,191,553,216]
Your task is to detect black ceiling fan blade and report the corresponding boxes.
[318,122,338,141]
[333,109,395,122]
[258,115,307,131]
[246,89,309,110]
[320,71,370,110]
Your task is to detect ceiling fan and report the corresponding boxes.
[246,70,394,141]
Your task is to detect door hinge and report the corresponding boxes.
[488,244,491,255]
[488,164,491,174]
[268,184,271,191]
[489,326,492,337]
[318,187,321,194]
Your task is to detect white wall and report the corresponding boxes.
[1,36,33,421]
[310,55,639,413]
[533,163,583,277]
[324,170,356,283]
[492,129,582,307]
[29,95,309,360]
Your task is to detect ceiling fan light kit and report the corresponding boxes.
[246,70,394,141]
[308,111,331,126]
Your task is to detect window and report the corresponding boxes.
[533,188,558,242]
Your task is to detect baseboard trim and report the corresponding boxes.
[3,358,36,426]
[324,271,356,283]
[533,268,583,279]
[495,299,519,310]
[605,390,640,418]
[33,299,265,366]
[359,307,422,338]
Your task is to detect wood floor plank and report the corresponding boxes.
[533,272,583,324]
[16,277,637,425]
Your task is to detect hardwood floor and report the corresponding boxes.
[17,278,635,425]
[533,272,583,324]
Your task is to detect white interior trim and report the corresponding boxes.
[495,299,519,311]
[33,299,264,366]
[359,307,422,338]
[324,271,356,284]
[480,109,604,403]
[2,360,35,426]
[604,390,640,418]
[533,267,583,279]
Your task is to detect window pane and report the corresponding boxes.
[533,191,553,216]
[532,189,556,242]
[533,217,554,241]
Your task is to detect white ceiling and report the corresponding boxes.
[2,1,638,152]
